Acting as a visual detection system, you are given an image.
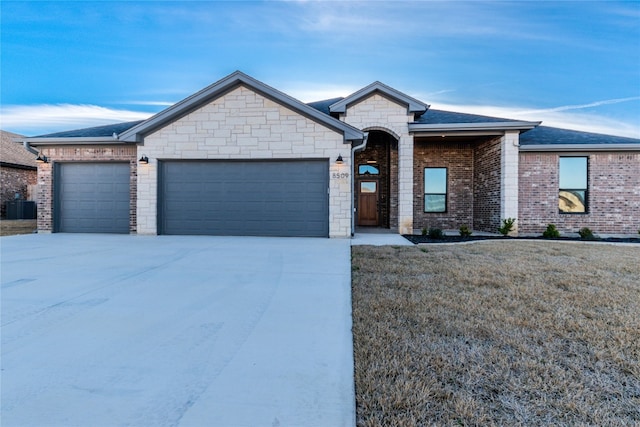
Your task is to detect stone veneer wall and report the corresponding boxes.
[340,93,413,233]
[137,85,351,237]
[413,141,474,230]
[473,137,502,233]
[35,145,137,233]
[519,152,640,234]
[0,166,37,217]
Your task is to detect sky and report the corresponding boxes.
[1,0,639,138]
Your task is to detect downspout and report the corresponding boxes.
[22,141,39,155]
[351,132,369,237]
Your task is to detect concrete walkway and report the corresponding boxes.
[1,234,354,427]
[351,232,413,246]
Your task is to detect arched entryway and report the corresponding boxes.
[354,130,398,229]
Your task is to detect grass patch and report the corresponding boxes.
[352,241,640,426]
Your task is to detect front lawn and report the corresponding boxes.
[352,241,640,426]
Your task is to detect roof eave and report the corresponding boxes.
[119,71,364,144]
[21,136,124,146]
[520,143,640,152]
[0,161,37,170]
[410,121,541,131]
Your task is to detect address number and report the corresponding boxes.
[332,172,350,179]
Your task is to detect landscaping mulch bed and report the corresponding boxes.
[403,234,640,244]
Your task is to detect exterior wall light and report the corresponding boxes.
[35,153,48,163]
[336,154,344,164]
[139,155,149,164]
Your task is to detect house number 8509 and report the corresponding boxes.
[332,172,349,179]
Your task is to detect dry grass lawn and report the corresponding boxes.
[0,219,37,236]
[352,241,640,426]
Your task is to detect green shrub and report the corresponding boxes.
[421,227,428,236]
[459,225,472,237]
[428,228,444,239]
[498,218,516,236]
[542,224,561,238]
[578,227,596,240]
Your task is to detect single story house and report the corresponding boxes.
[1,130,37,218]
[20,71,640,237]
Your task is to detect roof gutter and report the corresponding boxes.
[520,143,640,152]
[21,136,125,146]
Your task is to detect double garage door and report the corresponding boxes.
[55,160,329,237]
[159,160,329,237]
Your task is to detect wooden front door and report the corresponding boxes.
[358,181,379,226]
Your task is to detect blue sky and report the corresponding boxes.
[2,1,639,137]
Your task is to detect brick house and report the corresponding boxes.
[1,130,37,218]
[20,71,640,237]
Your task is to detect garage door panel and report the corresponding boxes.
[56,163,130,233]
[160,160,328,237]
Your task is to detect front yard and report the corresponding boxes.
[352,241,640,426]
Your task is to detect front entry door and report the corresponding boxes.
[358,181,379,226]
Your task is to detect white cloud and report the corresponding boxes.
[513,97,640,115]
[284,84,359,103]
[119,101,175,107]
[1,104,153,136]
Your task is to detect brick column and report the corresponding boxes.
[398,134,414,234]
[500,131,519,234]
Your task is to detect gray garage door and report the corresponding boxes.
[55,163,130,233]
[160,160,329,237]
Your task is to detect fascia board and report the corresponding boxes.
[519,143,640,152]
[119,71,363,144]
[329,81,429,114]
[409,121,541,134]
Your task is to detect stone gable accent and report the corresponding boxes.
[138,85,351,237]
[340,93,414,234]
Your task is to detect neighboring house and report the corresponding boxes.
[20,71,640,237]
[1,130,37,218]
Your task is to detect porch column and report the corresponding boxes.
[398,134,414,234]
[500,131,519,234]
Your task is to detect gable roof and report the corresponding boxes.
[1,130,37,169]
[328,81,428,115]
[118,71,363,143]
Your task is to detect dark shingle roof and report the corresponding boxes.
[306,98,344,115]
[33,120,145,138]
[308,100,640,145]
[414,109,522,124]
[1,130,37,168]
[520,126,640,145]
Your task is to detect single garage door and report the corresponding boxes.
[160,160,329,237]
[55,163,130,233]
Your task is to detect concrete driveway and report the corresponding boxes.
[1,234,354,427]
